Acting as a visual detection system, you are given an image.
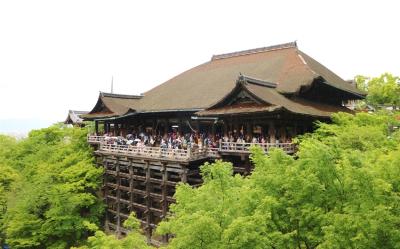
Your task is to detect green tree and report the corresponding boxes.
[355,73,400,109]
[72,213,152,249]
[2,126,104,249]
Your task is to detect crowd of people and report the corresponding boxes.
[100,129,293,151]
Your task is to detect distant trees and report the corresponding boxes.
[157,112,400,248]
[355,73,400,110]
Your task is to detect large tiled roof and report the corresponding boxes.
[84,42,364,120]
[135,42,364,112]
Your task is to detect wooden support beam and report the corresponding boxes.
[116,157,121,238]
[145,160,152,240]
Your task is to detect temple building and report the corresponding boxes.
[64,110,88,127]
[84,42,365,242]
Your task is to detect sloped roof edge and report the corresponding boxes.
[212,41,297,60]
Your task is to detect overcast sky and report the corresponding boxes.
[1,0,399,134]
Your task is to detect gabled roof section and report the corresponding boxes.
[83,92,142,120]
[136,42,364,112]
[197,75,352,118]
[206,74,278,110]
[64,110,88,124]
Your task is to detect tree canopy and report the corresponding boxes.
[0,126,104,249]
[355,73,400,109]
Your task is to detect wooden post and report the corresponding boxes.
[129,159,134,216]
[180,166,188,183]
[246,122,252,139]
[116,157,121,237]
[145,161,151,240]
[164,119,169,135]
[268,121,276,143]
[104,161,109,232]
[104,122,108,134]
[161,163,168,243]
[95,121,99,135]
[223,120,228,136]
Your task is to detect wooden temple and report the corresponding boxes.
[82,42,365,242]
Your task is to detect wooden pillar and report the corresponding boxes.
[104,122,108,134]
[145,161,152,240]
[223,120,228,136]
[152,119,157,135]
[129,159,135,216]
[280,126,287,143]
[116,157,121,237]
[103,156,109,232]
[246,122,252,138]
[268,121,276,143]
[161,163,168,243]
[95,121,99,135]
[164,119,169,135]
[180,166,188,183]
[233,119,239,135]
[211,122,216,137]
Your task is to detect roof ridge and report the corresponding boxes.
[100,92,143,99]
[238,74,277,88]
[211,41,297,61]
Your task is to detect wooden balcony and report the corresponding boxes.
[88,136,295,161]
[99,143,213,162]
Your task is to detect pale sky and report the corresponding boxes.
[1,0,399,133]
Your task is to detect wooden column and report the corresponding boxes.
[104,122,109,134]
[103,156,109,232]
[116,157,121,237]
[180,166,188,183]
[246,122,252,138]
[145,161,152,239]
[223,120,228,136]
[161,163,168,243]
[268,121,276,143]
[129,159,135,216]
[95,121,99,135]
[211,122,216,136]
[164,119,169,135]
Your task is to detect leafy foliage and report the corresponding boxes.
[1,126,104,249]
[355,73,400,109]
[158,112,400,249]
[72,213,151,249]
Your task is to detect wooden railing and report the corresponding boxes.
[88,136,295,160]
[219,142,296,154]
[99,143,211,161]
[87,135,106,144]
